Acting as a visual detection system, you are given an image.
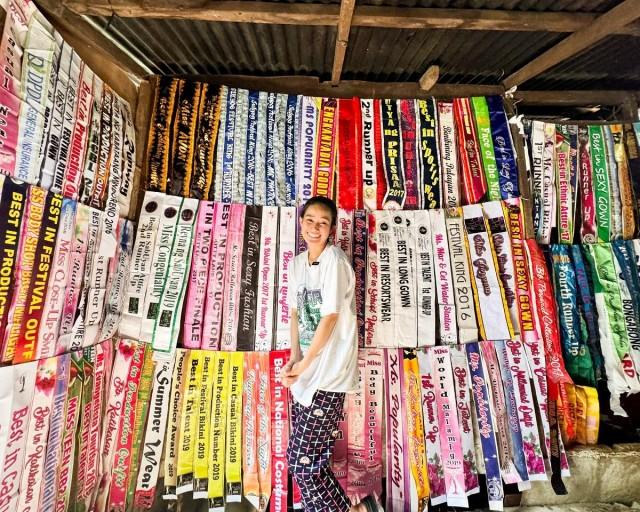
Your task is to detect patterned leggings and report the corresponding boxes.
[287,390,351,512]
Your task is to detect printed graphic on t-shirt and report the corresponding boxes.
[297,287,322,351]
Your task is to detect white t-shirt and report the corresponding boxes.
[289,244,359,406]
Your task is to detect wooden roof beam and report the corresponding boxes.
[62,1,640,36]
[504,0,640,89]
[330,0,357,85]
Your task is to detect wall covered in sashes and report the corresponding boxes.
[1,2,640,509]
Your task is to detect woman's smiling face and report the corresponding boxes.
[299,203,334,250]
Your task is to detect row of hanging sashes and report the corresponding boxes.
[0,173,134,365]
[145,79,521,209]
[525,121,640,245]
[0,338,599,512]
[0,0,137,216]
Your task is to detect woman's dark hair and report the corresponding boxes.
[299,196,338,227]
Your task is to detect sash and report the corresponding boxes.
[15,357,56,512]
[283,94,297,206]
[184,202,214,348]
[146,77,177,192]
[80,75,102,204]
[153,198,197,353]
[74,347,95,512]
[168,80,200,196]
[568,125,579,241]
[417,349,446,505]
[589,125,610,241]
[296,204,307,255]
[219,86,236,203]
[364,212,380,347]
[140,194,182,342]
[221,203,245,351]
[612,240,640,368]
[578,127,597,243]
[454,98,486,205]
[403,350,429,509]
[540,123,556,244]
[556,126,573,244]
[35,196,73,358]
[162,349,188,500]
[176,350,201,494]
[256,353,272,510]
[361,99,377,210]
[232,89,248,204]
[15,20,55,186]
[551,245,595,385]
[334,402,349,497]
[63,63,93,200]
[274,94,287,206]
[313,98,337,199]
[384,349,410,511]
[449,346,480,495]
[604,126,623,239]
[275,207,296,349]
[39,352,70,512]
[374,211,394,346]
[374,100,386,209]
[431,209,457,343]
[269,351,289,512]
[530,121,545,241]
[253,91,268,206]
[483,201,519,335]
[336,208,354,261]
[437,101,459,208]
[118,100,135,217]
[297,96,318,206]
[190,84,220,199]
[417,99,440,209]
[399,100,419,209]
[494,341,532,489]
[354,210,367,348]
[40,42,71,191]
[2,185,46,363]
[501,339,546,480]
[381,99,405,209]
[100,219,134,343]
[611,125,636,238]
[364,349,384,498]
[431,347,467,507]
[391,211,417,346]
[0,366,13,489]
[338,98,361,209]
[134,355,174,508]
[466,342,504,510]
[0,178,27,346]
[471,97,500,201]
[237,206,262,351]
[463,203,513,340]
[264,92,278,206]
[208,352,229,510]
[254,207,278,351]
[225,352,244,501]
[90,83,114,210]
[346,354,366,502]
[243,90,260,204]
[212,86,227,202]
[14,191,63,363]
[0,361,36,512]
[571,245,604,381]
[487,96,519,199]
[243,353,260,509]
[191,353,213,499]
[445,208,478,343]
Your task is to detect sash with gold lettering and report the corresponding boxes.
[14,191,63,363]
[472,97,500,201]
[193,352,214,499]
[213,86,227,202]
[454,98,486,205]
[177,350,202,495]
[611,125,636,238]
[2,185,46,363]
[254,206,278,351]
[225,352,244,501]
[365,212,380,347]
[283,94,298,206]
[431,209,457,343]
[466,342,504,510]
[487,95,519,199]
[233,89,249,204]
[146,77,177,192]
[275,207,296,349]
[374,100,386,209]
[445,208,478,343]
[556,126,573,244]
[263,92,278,206]
[168,80,200,196]
[243,353,260,509]
[191,84,220,200]
[314,98,338,199]
[417,349,446,505]
[438,101,460,207]
[354,210,367,347]
[338,98,361,209]
[384,349,410,511]
[381,99,405,209]
[237,206,262,351]
[244,90,260,204]
[417,99,441,209]
[298,96,318,206]
[463,203,513,341]
[162,349,188,500]
[361,99,378,211]
[604,126,623,239]
[399,99,419,209]
[529,121,545,241]
[0,177,27,347]
[153,198,197,354]
[221,86,237,204]
[539,122,556,244]
[578,127,597,243]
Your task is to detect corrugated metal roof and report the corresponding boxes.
[355,0,622,12]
